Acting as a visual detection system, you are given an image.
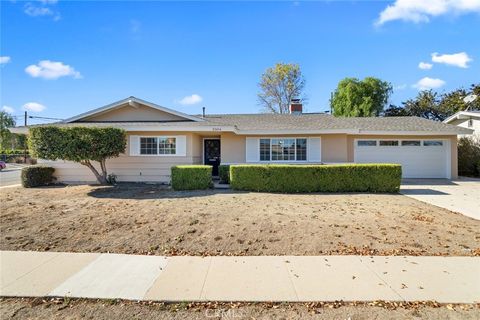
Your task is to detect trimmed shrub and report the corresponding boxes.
[219,164,230,184]
[171,165,213,190]
[230,164,401,193]
[21,166,55,188]
[458,136,480,177]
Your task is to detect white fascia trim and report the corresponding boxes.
[235,129,359,135]
[356,130,462,136]
[63,96,205,123]
[443,111,480,124]
[124,126,236,132]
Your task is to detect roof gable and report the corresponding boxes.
[443,111,480,124]
[64,97,204,123]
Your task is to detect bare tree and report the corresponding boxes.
[258,63,306,113]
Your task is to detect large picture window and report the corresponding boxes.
[259,138,307,162]
[140,136,177,155]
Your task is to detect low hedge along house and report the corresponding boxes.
[11,96,472,183]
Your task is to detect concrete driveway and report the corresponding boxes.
[401,178,480,220]
[0,164,27,187]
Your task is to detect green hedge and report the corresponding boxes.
[171,165,213,190]
[21,166,55,188]
[230,164,401,193]
[0,149,29,155]
[219,164,230,184]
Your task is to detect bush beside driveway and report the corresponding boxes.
[1,184,478,257]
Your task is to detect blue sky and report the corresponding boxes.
[1,1,479,124]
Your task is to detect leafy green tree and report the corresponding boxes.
[384,84,479,121]
[0,111,16,150]
[331,77,392,117]
[28,127,126,184]
[382,104,410,117]
[258,63,306,113]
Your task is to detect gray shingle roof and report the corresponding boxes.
[12,113,472,135]
[202,113,471,134]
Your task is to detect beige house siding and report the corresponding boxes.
[221,133,246,163]
[46,131,200,183]
[46,131,459,183]
[321,135,349,163]
[81,104,189,122]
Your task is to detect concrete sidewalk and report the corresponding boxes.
[1,251,479,303]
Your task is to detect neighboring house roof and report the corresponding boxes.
[63,96,205,123]
[10,97,473,135]
[443,110,480,124]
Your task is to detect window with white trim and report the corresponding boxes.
[140,136,177,155]
[259,138,307,161]
[140,137,158,155]
[401,140,421,146]
[357,140,377,146]
[379,140,399,146]
[423,140,443,146]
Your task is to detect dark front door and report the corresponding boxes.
[204,139,221,176]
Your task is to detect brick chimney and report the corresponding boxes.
[289,99,302,114]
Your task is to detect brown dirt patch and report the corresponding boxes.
[1,184,479,256]
[1,298,479,320]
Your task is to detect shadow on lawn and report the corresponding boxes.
[85,183,406,200]
[86,183,243,200]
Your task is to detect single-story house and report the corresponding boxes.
[443,110,480,138]
[12,96,473,182]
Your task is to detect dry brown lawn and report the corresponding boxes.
[1,298,479,320]
[1,184,479,256]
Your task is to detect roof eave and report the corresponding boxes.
[63,96,205,123]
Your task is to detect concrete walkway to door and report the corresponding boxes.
[1,251,479,304]
[401,178,480,220]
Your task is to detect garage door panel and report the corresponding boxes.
[354,141,448,178]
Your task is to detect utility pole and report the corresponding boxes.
[24,111,27,164]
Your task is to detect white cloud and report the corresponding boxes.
[413,77,446,90]
[25,60,82,80]
[24,1,60,20]
[394,84,407,90]
[2,106,14,113]
[23,102,46,112]
[375,0,480,26]
[431,52,472,68]
[418,62,433,70]
[0,56,11,64]
[178,94,203,105]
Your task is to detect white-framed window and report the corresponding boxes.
[140,137,158,155]
[357,140,377,147]
[379,140,399,146]
[401,140,421,146]
[423,140,443,146]
[139,136,177,155]
[259,138,307,162]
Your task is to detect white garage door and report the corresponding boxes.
[354,139,450,178]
